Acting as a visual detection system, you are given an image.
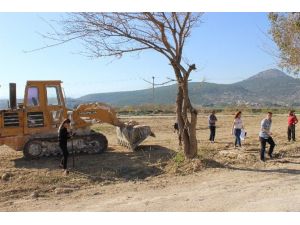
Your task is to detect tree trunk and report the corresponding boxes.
[176,81,198,159]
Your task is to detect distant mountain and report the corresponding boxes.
[234,69,300,106]
[1,69,300,109]
[77,82,252,107]
[76,69,300,107]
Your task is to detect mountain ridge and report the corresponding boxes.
[75,68,300,107]
[1,69,300,108]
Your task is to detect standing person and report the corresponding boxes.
[173,121,182,146]
[287,110,298,142]
[259,112,276,162]
[232,111,244,148]
[208,110,218,143]
[58,118,71,175]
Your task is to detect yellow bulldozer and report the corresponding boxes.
[0,81,154,158]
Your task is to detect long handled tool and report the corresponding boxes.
[71,135,75,168]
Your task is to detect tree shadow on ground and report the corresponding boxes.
[287,155,300,159]
[201,158,227,169]
[226,166,300,175]
[13,145,176,182]
[276,160,300,165]
[201,158,300,175]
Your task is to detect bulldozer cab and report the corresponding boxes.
[0,81,67,150]
[23,80,67,134]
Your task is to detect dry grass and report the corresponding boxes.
[1,113,300,205]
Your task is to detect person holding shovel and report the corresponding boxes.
[58,118,72,175]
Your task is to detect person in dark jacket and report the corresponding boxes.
[208,110,218,143]
[58,118,71,175]
[173,121,182,146]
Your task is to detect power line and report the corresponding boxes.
[142,76,176,102]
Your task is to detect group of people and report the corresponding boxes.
[58,110,299,175]
[208,110,298,162]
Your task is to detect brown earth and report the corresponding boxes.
[0,114,300,211]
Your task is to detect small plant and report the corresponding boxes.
[173,152,185,166]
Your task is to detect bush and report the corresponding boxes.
[173,152,185,166]
[117,104,176,115]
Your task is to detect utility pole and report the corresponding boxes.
[143,77,175,103]
[152,76,155,101]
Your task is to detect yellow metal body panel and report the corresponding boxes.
[0,80,68,151]
[72,102,123,129]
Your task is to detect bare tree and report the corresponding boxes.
[269,12,300,74]
[41,13,203,158]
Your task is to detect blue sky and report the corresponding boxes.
[0,12,281,98]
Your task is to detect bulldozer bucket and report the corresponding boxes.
[116,125,154,150]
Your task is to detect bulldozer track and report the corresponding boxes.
[23,132,108,159]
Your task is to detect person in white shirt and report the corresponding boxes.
[259,112,275,162]
[232,111,244,148]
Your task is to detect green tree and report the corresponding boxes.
[269,12,300,74]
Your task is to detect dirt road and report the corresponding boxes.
[4,159,300,212]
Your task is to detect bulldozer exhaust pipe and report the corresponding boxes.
[9,83,17,109]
